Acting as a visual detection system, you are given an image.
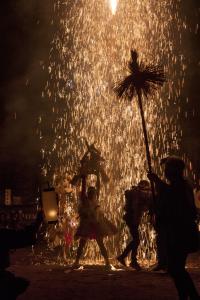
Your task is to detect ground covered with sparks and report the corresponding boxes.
[10,249,200,300]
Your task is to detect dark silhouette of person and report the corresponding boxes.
[152,213,168,272]
[148,156,199,299]
[117,180,152,270]
[0,211,43,299]
[151,158,169,272]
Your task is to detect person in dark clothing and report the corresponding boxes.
[152,220,168,271]
[0,211,43,299]
[117,180,152,270]
[148,156,199,300]
[151,158,169,272]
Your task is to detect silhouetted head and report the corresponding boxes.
[161,156,185,182]
[87,186,97,201]
[137,180,150,190]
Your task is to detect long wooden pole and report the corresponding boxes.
[137,90,156,202]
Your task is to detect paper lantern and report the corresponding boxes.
[42,188,58,222]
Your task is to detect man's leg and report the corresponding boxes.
[96,238,110,266]
[130,225,141,269]
[155,226,168,270]
[73,238,87,267]
[117,224,134,266]
[168,248,199,300]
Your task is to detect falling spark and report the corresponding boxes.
[108,0,118,15]
[39,0,198,265]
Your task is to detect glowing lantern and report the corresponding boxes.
[42,187,58,222]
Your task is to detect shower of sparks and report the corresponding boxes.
[108,0,118,15]
[38,0,198,265]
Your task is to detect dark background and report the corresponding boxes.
[179,0,200,180]
[0,1,55,201]
[0,1,199,202]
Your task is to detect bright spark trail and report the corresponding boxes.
[38,0,198,265]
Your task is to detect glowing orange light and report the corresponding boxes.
[48,210,57,218]
[108,0,118,15]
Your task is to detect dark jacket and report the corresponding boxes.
[123,187,152,226]
[155,178,198,253]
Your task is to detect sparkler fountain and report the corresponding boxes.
[109,0,118,15]
[38,0,197,265]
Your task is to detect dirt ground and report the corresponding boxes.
[7,249,200,300]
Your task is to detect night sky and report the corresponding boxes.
[0,1,199,199]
